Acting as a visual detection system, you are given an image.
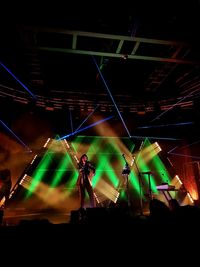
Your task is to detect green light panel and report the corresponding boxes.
[144,138,172,185]
[73,136,140,200]
[25,136,173,204]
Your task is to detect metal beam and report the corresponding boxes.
[28,27,189,46]
[35,46,199,64]
[21,27,199,64]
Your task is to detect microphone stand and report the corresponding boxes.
[132,154,144,216]
[122,154,131,208]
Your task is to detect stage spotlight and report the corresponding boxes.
[122,54,128,60]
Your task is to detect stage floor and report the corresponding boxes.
[2,207,71,226]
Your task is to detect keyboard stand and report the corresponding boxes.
[157,189,178,204]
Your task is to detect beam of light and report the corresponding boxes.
[73,135,140,197]
[92,56,131,138]
[92,154,119,188]
[168,152,200,160]
[174,175,183,185]
[46,138,79,192]
[136,154,158,193]
[58,115,114,140]
[151,86,200,122]
[131,135,180,141]
[0,61,36,99]
[171,139,200,151]
[167,146,178,154]
[0,119,32,152]
[74,104,99,132]
[170,175,183,192]
[137,138,171,188]
[94,178,120,203]
[25,150,54,197]
[181,79,200,95]
[130,18,139,38]
[141,143,162,163]
[167,139,200,154]
[21,177,78,210]
[69,109,73,133]
[137,122,194,129]
[50,141,78,191]
[96,57,108,79]
[187,192,194,203]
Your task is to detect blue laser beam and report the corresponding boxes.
[58,115,114,140]
[0,61,36,99]
[0,119,32,152]
[92,56,131,138]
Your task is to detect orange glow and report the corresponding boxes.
[95,179,120,203]
[19,175,79,211]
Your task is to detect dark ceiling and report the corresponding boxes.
[1,1,200,144]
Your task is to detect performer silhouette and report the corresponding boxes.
[77,154,96,208]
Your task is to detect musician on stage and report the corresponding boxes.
[77,154,96,209]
